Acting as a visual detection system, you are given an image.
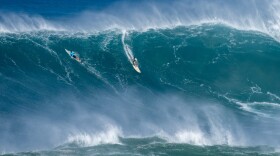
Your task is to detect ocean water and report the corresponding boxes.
[1,0,280,155]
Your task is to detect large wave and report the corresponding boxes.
[1,24,280,153]
[1,0,280,154]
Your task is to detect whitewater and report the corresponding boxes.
[1,0,280,155]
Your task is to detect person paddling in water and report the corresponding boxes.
[70,51,77,59]
[70,51,80,62]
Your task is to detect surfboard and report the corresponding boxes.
[127,49,141,73]
[65,49,81,62]
[133,65,141,73]
[124,45,141,73]
[122,32,141,73]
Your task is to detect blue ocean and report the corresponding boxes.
[1,0,280,155]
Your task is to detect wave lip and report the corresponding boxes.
[1,0,280,41]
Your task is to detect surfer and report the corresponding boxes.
[70,51,77,59]
[132,57,141,73]
[65,49,81,62]
[133,58,138,67]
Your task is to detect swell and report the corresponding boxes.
[1,25,280,152]
[1,25,280,118]
[1,25,280,117]
[3,137,280,156]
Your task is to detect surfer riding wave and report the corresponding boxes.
[65,49,81,62]
[122,31,141,73]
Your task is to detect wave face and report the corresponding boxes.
[1,24,280,155]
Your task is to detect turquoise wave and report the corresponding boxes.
[1,24,280,154]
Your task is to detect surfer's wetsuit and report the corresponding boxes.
[133,58,138,66]
[70,51,77,59]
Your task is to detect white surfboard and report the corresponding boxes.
[122,32,141,73]
[65,49,81,62]
[133,65,141,73]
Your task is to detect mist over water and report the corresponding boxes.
[1,0,280,155]
[0,0,280,38]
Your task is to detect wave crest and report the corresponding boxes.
[1,0,280,41]
[66,125,122,147]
